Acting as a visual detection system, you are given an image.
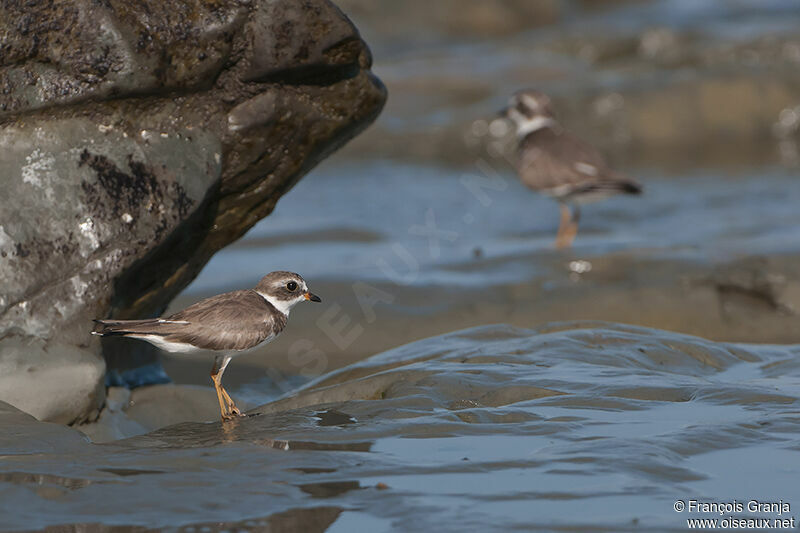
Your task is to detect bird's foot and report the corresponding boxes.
[221,404,247,421]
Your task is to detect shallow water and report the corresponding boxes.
[158,0,800,385]
[155,159,800,406]
[7,1,800,530]
[189,162,800,291]
[4,323,800,531]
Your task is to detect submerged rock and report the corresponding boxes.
[0,0,386,423]
[78,384,242,443]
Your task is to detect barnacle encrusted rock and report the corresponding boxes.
[0,0,386,423]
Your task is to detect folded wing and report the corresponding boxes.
[93,290,285,351]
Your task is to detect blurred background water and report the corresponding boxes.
[165,0,800,400]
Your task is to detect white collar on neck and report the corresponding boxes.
[257,291,294,316]
[516,116,556,138]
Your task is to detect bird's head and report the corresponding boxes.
[255,271,321,315]
[500,90,557,137]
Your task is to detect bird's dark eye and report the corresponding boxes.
[286,281,298,291]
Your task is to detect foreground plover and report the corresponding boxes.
[501,90,641,248]
[93,271,321,421]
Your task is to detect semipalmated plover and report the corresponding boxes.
[501,90,641,248]
[93,271,321,421]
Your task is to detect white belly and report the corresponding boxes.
[136,333,276,357]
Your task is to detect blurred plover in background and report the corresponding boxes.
[93,271,321,421]
[501,90,642,248]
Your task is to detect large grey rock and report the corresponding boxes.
[0,0,386,423]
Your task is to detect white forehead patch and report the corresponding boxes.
[521,94,541,111]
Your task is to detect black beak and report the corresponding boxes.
[304,292,321,303]
[497,107,509,117]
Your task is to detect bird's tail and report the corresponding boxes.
[605,172,642,195]
[91,318,162,337]
[616,179,642,195]
[572,179,642,198]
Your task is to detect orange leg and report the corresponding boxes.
[555,203,579,249]
[220,387,242,417]
[212,378,228,420]
[211,355,244,421]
